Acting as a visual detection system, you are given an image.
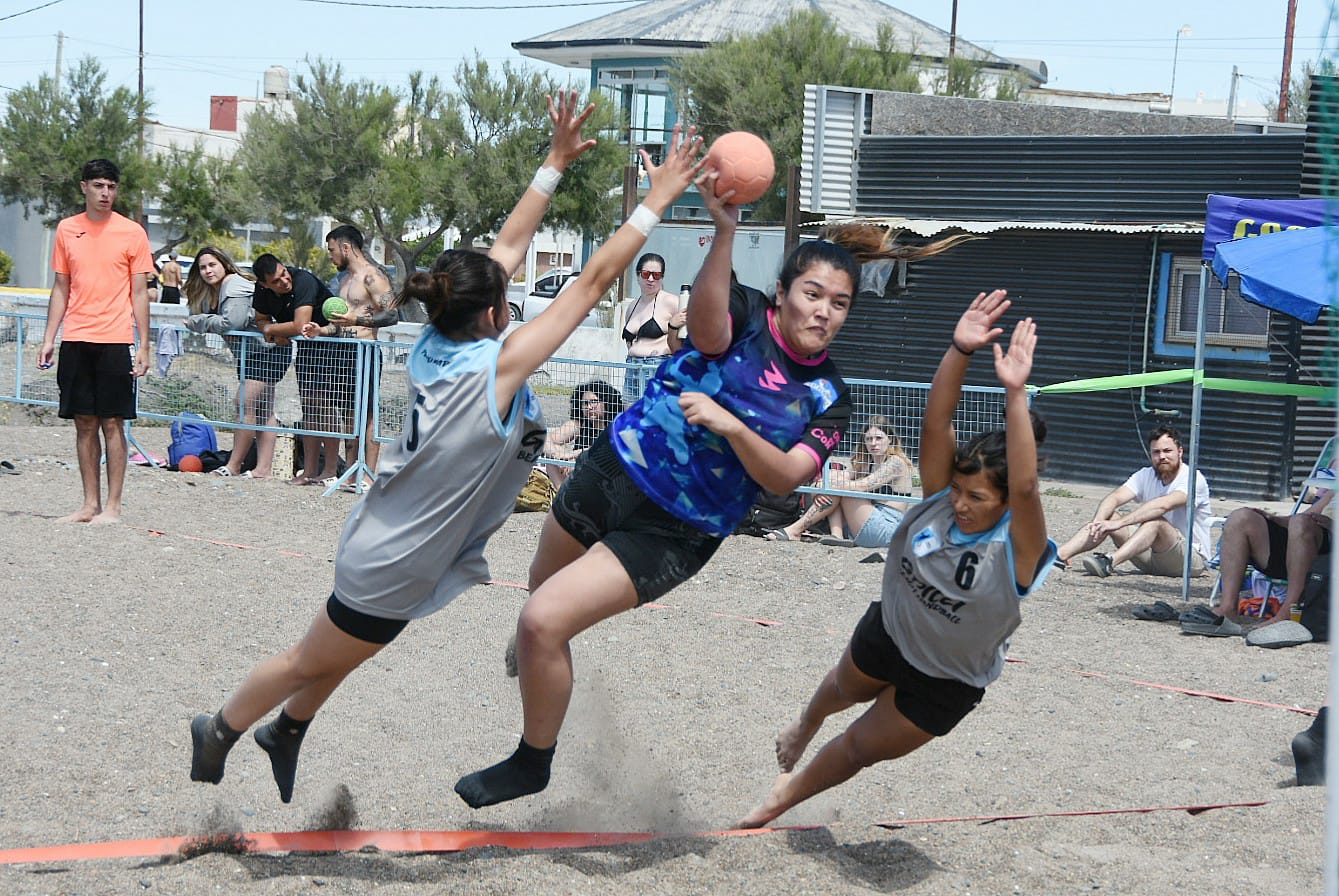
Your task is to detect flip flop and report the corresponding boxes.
[820,536,855,547]
[1132,600,1178,622]
[0,460,18,475]
[763,529,792,541]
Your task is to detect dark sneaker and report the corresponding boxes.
[1081,553,1114,577]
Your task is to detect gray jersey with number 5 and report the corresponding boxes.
[333,331,546,620]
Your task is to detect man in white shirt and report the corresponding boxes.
[1056,424,1211,578]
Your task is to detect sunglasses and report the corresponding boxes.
[638,270,663,280]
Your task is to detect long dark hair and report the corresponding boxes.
[569,379,624,451]
[400,249,508,339]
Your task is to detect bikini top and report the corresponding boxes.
[622,294,667,344]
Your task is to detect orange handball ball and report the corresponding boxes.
[705,131,776,205]
[178,454,204,473]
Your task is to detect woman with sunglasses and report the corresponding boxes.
[621,253,680,402]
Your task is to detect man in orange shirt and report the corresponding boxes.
[37,159,154,523]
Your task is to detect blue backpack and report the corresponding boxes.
[169,413,218,466]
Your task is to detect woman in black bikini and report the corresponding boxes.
[621,252,681,402]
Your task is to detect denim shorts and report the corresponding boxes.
[853,502,906,548]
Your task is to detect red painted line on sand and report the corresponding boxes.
[0,826,782,865]
[1072,670,1318,716]
[876,800,1268,829]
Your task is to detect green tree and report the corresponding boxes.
[670,11,921,220]
[1267,59,1337,123]
[0,56,156,222]
[239,58,622,287]
[933,56,988,99]
[0,247,13,285]
[154,144,258,257]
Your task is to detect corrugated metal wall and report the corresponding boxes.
[1292,75,1338,486]
[855,134,1306,222]
[830,231,1295,500]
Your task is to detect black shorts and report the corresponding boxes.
[848,601,985,737]
[295,340,359,395]
[1259,514,1332,579]
[551,429,722,604]
[230,337,292,385]
[326,593,409,645]
[159,285,181,304]
[56,341,136,420]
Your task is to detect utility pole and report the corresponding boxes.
[137,0,146,223]
[53,31,64,97]
[1279,0,1298,121]
[1227,65,1240,122]
[947,0,959,85]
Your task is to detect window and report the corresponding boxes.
[1163,255,1268,349]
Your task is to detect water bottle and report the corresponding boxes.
[678,284,691,337]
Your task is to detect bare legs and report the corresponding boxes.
[59,415,128,524]
[455,514,639,808]
[1212,508,1271,620]
[739,648,934,828]
[226,379,278,477]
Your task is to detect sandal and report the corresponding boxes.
[1132,601,1178,622]
[763,529,792,541]
[212,467,233,477]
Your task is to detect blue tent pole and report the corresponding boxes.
[1181,264,1209,603]
[1327,368,1338,896]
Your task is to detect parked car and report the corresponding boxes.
[507,267,596,324]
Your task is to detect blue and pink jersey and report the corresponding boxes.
[610,283,851,537]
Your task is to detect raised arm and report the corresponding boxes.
[920,290,1009,496]
[489,91,598,278]
[993,316,1047,587]
[495,124,703,408]
[685,175,738,356]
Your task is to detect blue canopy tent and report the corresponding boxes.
[1190,200,1336,890]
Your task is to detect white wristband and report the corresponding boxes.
[626,203,660,237]
[530,165,562,197]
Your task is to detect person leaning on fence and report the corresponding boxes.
[37,158,154,524]
[251,254,348,486]
[186,93,704,805]
[183,246,291,479]
[455,177,971,811]
[542,379,623,489]
[738,291,1055,829]
[1182,485,1333,637]
[1054,424,1211,579]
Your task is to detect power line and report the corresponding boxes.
[0,0,65,24]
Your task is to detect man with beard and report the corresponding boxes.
[1054,424,1211,578]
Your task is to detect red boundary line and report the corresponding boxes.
[0,826,780,865]
[876,800,1269,829]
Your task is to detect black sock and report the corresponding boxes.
[454,737,555,809]
[190,712,241,785]
[1293,706,1327,786]
[254,710,312,804]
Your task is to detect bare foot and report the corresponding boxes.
[289,474,312,485]
[57,507,98,523]
[775,718,818,772]
[89,509,122,525]
[737,772,794,829]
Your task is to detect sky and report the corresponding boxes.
[0,0,1334,130]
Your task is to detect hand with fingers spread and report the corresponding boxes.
[952,289,1010,355]
[547,90,599,167]
[993,316,1035,392]
[640,123,705,207]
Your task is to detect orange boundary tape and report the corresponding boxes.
[0,827,779,866]
[876,800,1269,829]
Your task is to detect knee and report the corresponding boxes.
[836,726,883,771]
[516,601,565,653]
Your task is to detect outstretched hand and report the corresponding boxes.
[698,171,739,229]
[548,90,598,167]
[993,315,1036,391]
[953,289,1010,354]
[641,123,705,206]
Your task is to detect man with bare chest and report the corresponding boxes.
[321,224,397,482]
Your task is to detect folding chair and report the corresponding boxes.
[1205,435,1337,617]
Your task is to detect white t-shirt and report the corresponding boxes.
[1121,464,1212,559]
